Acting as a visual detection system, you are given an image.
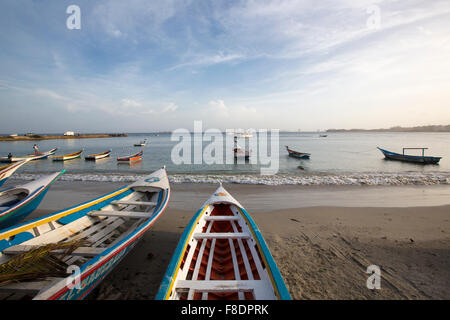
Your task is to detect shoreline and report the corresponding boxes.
[18,180,450,300]
[0,133,127,141]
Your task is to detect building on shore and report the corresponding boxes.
[64,131,75,136]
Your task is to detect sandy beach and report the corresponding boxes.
[10,179,450,300]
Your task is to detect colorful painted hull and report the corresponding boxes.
[85,150,111,160]
[0,167,170,300]
[156,185,291,300]
[0,148,57,163]
[117,151,143,162]
[51,150,83,161]
[378,147,441,164]
[0,171,64,230]
[286,146,310,159]
[0,160,30,187]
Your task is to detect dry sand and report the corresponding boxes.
[15,180,450,300]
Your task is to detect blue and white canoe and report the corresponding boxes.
[0,160,30,187]
[0,171,64,230]
[0,167,170,300]
[378,147,441,164]
[157,185,291,300]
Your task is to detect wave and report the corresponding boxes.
[11,172,450,186]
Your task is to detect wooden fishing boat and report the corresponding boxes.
[286,146,310,159]
[0,148,57,163]
[134,139,147,147]
[51,150,83,161]
[0,167,170,300]
[117,151,143,162]
[0,171,64,230]
[378,147,441,165]
[0,160,30,187]
[85,150,111,161]
[156,184,291,300]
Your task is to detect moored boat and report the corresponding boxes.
[0,148,57,163]
[156,184,291,300]
[233,147,250,160]
[286,146,310,159]
[51,150,83,161]
[117,150,143,162]
[0,167,170,300]
[0,160,30,187]
[377,147,441,165]
[134,139,147,147]
[0,171,64,230]
[85,150,111,161]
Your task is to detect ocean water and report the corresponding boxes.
[1,132,449,186]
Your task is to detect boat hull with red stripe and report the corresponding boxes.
[117,151,143,162]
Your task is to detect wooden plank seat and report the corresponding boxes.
[0,277,62,294]
[3,245,105,257]
[176,280,264,291]
[89,210,152,219]
[110,200,156,207]
[193,232,250,240]
[204,216,240,221]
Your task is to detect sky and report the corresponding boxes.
[0,0,449,133]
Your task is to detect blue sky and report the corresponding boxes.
[1,0,449,133]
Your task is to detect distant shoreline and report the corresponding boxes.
[327,124,450,133]
[0,133,128,141]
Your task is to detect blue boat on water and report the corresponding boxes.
[0,171,64,230]
[377,147,442,165]
[286,146,310,159]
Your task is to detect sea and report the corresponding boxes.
[1,132,449,186]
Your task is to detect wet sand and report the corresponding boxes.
[11,180,450,300]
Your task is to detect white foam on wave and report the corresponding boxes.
[11,172,450,186]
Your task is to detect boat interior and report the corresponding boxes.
[169,203,277,300]
[0,188,29,212]
[0,188,161,299]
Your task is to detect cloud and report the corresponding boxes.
[162,103,178,112]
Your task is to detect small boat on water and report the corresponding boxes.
[134,139,147,147]
[286,146,310,159]
[319,134,327,137]
[51,150,83,161]
[233,147,250,160]
[0,160,30,187]
[157,184,291,300]
[84,150,111,161]
[378,147,442,165]
[117,150,143,162]
[0,167,170,300]
[0,148,57,163]
[0,171,64,230]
